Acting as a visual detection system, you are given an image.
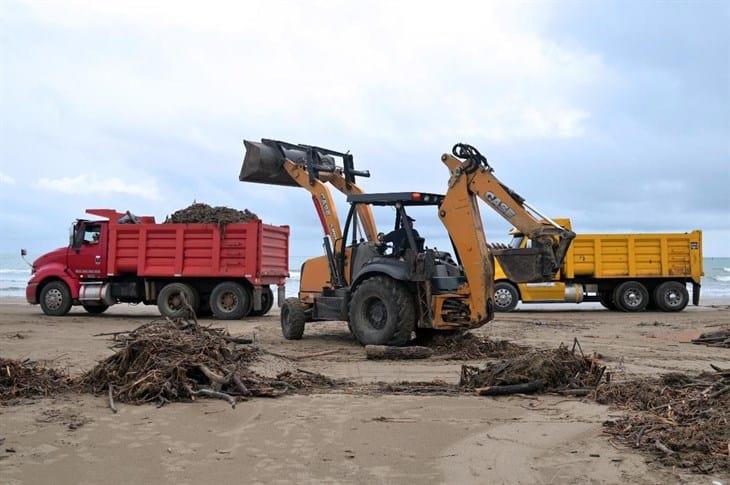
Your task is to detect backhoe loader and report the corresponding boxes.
[240,139,574,346]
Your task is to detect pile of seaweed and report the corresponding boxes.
[164,203,258,225]
[79,318,337,408]
[459,340,605,395]
[424,331,526,360]
[598,366,729,474]
[0,357,72,403]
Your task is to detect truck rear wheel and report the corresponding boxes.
[598,291,616,310]
[613,281,649,312]
[157,283,199,318]
[281,297,306,340]
[83,303,109,314]
[494,282,519,312]
[249,286,274,317]
[349,276,415,346]
[653,281,689,312]
[210,282,251,320]
[40,281,73,316]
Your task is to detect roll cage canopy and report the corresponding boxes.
[346,192,444,206]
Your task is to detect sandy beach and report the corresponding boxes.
[1,298,728,484]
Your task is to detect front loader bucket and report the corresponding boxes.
[240,140,306,187]
[491,247,552,283]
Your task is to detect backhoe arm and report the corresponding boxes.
[443,144,575,283]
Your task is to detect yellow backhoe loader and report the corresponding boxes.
[240,140,574,346]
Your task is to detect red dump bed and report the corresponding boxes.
[106,220,289,285]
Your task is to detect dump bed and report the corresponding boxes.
[107,220,289,285]
[564,231,703,283]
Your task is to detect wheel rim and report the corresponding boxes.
[663,288,683,307]
[363,297,388,330]
[494,288,513,308]
[622,287,644,308]
[45,288,63,310]
[218,291,238,313]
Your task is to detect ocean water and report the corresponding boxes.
[1,253,728,301]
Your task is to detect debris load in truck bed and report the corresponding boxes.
[424,332,526,360]
[459,340,605,393]
[164,203,258,225]
[598,366,729,474]
[80,318,337,407]
[691,329,730,348]
[0,358,71,403]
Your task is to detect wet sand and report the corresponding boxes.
[1,299,728,484]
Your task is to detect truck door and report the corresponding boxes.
[68,221,108,280]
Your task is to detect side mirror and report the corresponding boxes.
[20,248,27,257]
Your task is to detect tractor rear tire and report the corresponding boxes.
[653,281,689,312]
[613,281,649,312]
[281,297,306,340]
[40,281,73,316]
[348,276,415,346]
[210,282,251,320]
[249,286,274,317]
[493,282,519,312]
[157,283,199,318]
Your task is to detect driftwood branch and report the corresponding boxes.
[365,345,434,360]
[193,388,236,408]
[108,384,118,413]
[475,380,544,396]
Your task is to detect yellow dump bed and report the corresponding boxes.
[565,231,703,283]
[493,219,703,312]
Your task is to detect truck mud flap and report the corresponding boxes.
[692,282,701,306]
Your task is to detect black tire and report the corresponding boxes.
[348,276,415,346]
[598,291,616,310]
[209,282,251,320]
[653,281,689,312]
[157,282,199,318]
[493,282,519,312]
[83,303,109,314]
[249,286,274,317]
[613,281,649,312]
[39,281,73,316]
[197,298,213,317]
[281,297,306,340]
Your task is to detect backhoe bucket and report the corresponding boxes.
[491,247,552,283]
[240,140,306,187]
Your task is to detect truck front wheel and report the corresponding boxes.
[348,276,415,346]
[613,281,649,312]
[39,281,73,316]
[157,283,199,318]
[210,282,251,320]
[493,282,519,312]
[653,281,689,312]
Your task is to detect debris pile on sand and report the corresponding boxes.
[691,329,730,348]
[598,366,729,474]
[80,318,336,407]
[164,203,258,225]
[425,332,526,360]
[0,358,71,403]
[459,340,605,395]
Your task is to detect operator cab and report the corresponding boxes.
[340,192,464,295]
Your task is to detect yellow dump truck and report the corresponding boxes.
[494,219,703,312]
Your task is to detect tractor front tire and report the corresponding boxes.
[348,276,415,346]
[281,297,306,340]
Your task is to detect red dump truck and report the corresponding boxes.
[25,209,289,319]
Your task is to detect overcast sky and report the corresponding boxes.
[1,0,728,264]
